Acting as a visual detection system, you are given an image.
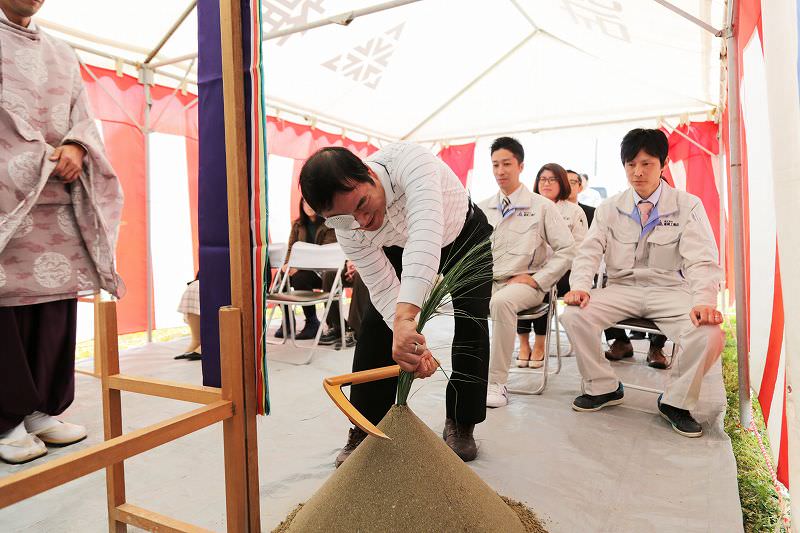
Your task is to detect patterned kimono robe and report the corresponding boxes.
[0,18,124,306]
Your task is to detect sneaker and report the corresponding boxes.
[604,340,634,361]
[334,426,367,468]
[658,395,703,437]
[24,412,87,446]
[442,418,478,462]
[572,383,624,412]
[486,382,508,408]
[318,329,341,346]
[335,331,356,350]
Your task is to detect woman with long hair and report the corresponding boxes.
[517,163,588,367]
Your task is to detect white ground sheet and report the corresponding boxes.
[0,313,742,532]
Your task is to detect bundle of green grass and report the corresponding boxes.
[274,405,546,532]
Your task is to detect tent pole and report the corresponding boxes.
[724,0,752,428]
[650,0,722,36]
[411,109,712,145]
[144,0,197,64]
[143,68,154,344]
[262,0,422,41]
[157,0,424,68]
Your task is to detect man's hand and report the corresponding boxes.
[507,274,538,289]
[564,290,591,308]
[49,143,86,183]
[344,260,357,282]
[690,305,723,327]
[392,303,438,378]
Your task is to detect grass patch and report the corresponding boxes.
[75,326,191,362]
[722,320,788,532]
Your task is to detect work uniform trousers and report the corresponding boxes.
[0,299,78,432]
[489,281,547,384]
[349,206,493,427]
[559,285,724,410]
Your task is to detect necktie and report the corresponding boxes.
[637,200,653,226]
[501,196,511,218]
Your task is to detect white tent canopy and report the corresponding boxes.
[38,0,725,143]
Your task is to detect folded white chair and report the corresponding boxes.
[265,242,347,364]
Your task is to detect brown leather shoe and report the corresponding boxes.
[647,346,668,369]
[604,340,634,361]
[442,418,477,462]
[334,427,367,468]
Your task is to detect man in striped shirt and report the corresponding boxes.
[300,142,493,467]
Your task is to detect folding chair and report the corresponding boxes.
[267,242,287,293]
[607,317,676,395]
[507,286,562,395]
[265,242,347,364]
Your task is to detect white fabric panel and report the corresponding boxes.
[149,133,194,329]
[668,159,687,192]
[761,0,800,506]
[267,154,295,244]
[75,300,95,342]
[741,33,777,398]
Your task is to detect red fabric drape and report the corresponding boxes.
[438,143,476,187]
[81,66,199,334]
[665,122,722,248]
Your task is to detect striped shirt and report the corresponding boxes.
[335,143,469,328]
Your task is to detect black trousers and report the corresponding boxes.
[0,299,77,432]
[517,271,572,336]
[349,206,493,426]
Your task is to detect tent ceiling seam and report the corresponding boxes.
[400,29,539,141]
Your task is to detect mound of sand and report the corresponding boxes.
[276,405,546,532]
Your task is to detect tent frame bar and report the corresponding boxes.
[145,0,197,64]
[262,0,422,41]
[651,0,723,36]
[412,108,712,145]
[660,118,717,157]
[723,0,752,428]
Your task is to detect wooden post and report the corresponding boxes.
[218,1,261,530]
[220,307,247,533]
[97,301,127,533]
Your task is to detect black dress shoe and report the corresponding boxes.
[572,382,624,412]
[629,331,647,340]
[442,419,477,462]
[185,351,202,361]
[294,322,320,340]
[274,325,284,338]
[604,340,634,361]
[658,395,702,437]
[334,427,367,468]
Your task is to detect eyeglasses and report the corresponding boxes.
[568,179,581,186]
[538,177,559,184]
